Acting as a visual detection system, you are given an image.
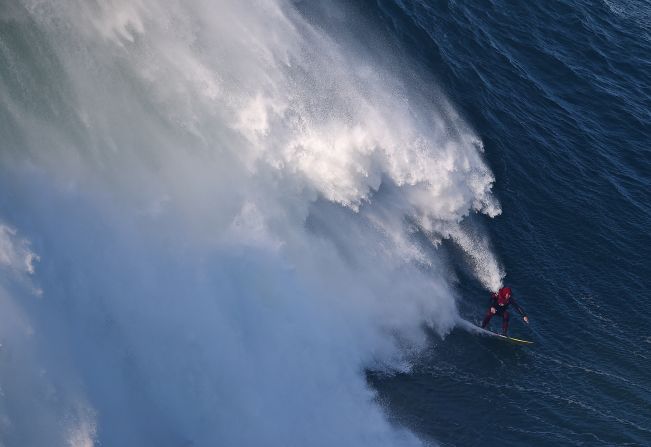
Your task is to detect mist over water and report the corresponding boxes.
[0,1,503,445]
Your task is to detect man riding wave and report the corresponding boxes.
[481,287,529,336]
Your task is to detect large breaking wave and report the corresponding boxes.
[0,0,503,445]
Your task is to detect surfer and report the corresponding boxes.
[481,287,528,336]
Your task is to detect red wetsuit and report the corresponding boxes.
[481,287,527,335]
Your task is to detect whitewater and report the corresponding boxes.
[0,1,503,445]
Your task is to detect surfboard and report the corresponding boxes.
[456,319,534,345]
[490,332,533,345]
[475,325,534,345]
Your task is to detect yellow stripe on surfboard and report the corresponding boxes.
[494,334,534,345]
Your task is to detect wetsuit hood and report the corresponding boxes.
[497,287,512,305]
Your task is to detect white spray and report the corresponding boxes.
[0,0,503,445]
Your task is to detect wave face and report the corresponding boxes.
[0,1,502,445]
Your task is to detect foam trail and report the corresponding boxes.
[456,317,492,337]
[0,0,501,445]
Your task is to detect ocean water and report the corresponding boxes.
[368,1,651,445]
[0,0,649,446]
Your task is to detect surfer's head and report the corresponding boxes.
[497,287,511,305]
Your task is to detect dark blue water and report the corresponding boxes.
[366,0,651,445]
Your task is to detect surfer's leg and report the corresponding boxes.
[481,310,494,328]
[501,311,510,335]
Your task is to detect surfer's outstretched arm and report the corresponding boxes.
[489,293,498,308]
[511,299,529,323]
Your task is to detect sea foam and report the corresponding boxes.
[0,1,502,445]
